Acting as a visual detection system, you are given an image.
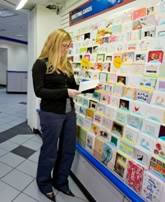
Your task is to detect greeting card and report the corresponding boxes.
[142,171,165,202]
[82,97,90,108]
[89,100,98,109]
[151,91,165,107]
[83,118,92,130]
[86,108,95,120]
[129,100,146,116]
[122,52,134,64]
[93,136,106,161]
[91,123,100,136]
[142,119,160,139]
[127,113,143,130]
[123,125,139,145]
[135,88,153,104]
[126,160,144,193]
[148,50,164,65]
[139,76,157,89]
[102,116,113,130]
[92,91,101,102]
[104,84,113,93]
[112,84,124,97]
[144,65,160,75]
[131,30,141,41]
[104,105,116,120]
[119,98,130,111]
[76,114,85,127]
[96,102,106,114]
[78,127,87,147]
[103,63,111,72]
[142,26,156,39]
[119,141,134,157]
[117,76,127,85]
[110,134,120,147]
[132,8,147,21]
[110,96,120,108]
[100,92,111,104]
[79,106,87,116]
[98,127,110,139]
[111,121,124,138]
[135,52,146,64]
[145,104,165,123]
[107,73,117,83]
[137,133,156,153]
[86,132,95,153]
[114,152,128,178]
[122,86,136,99]
[101,142,116,168]
[134,147,151,167]
[159,125,165,140]
[157,79,165,92]
[93,113,103,125]
[99,72,108,83]
[150,156,165,177]
[154,139,165,160]
[115,110,128,124]
[156,25,165,38]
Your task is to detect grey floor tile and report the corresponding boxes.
[13,193,38,202]
[16,159,37,178]
[0,180,19,202]
[0,162,13,178]
[11,145,36,159]
[0,153,25,168]
[1,169,33,191]
[23,180,57,202]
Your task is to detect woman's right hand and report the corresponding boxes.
[68,89,80,98]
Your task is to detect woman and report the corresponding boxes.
[32,29,80,201]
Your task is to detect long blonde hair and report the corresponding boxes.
[39,29,73,76]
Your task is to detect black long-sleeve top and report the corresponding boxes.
[32,59,78,114]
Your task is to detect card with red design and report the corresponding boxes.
[126,160,144,193]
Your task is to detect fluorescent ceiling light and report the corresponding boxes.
[16,0,28,10]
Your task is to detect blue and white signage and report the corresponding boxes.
[69,0,134,25]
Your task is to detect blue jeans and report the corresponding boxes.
[36,110,76,193]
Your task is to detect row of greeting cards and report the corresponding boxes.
[70,1,165,201]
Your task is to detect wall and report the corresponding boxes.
[0,40,28,71]
[27,5,61,130]
[0,48,7,85]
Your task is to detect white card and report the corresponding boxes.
[79,80,99,92]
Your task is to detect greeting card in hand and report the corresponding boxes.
[126,160,144,193]
[123,125,139,145]
[114,152,127,178]
[154,139,165,160]
[142,171,165,202]
[142,119,160,139]
[86,132,95,153]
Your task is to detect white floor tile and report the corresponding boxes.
[13,193,37,202]
[16,160,37,178]
[0,162,13,178]
[0,141,19,152]
[30,135,42,144]
[1,169,33,191]
[9,135,34,145]
[0,153,25,168]
[23,180,57,202]
[0,180,19,202]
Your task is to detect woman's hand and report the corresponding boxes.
[68,89,81,98]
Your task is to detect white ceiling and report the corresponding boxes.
[0,0,67,42]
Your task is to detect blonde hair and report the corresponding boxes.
[39,29,73,76]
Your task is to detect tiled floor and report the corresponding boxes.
[0,88,89,202]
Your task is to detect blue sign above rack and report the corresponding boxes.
[69,0,135,26]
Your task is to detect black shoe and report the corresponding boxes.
[41,191,56,201]
[53,184,75,197]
